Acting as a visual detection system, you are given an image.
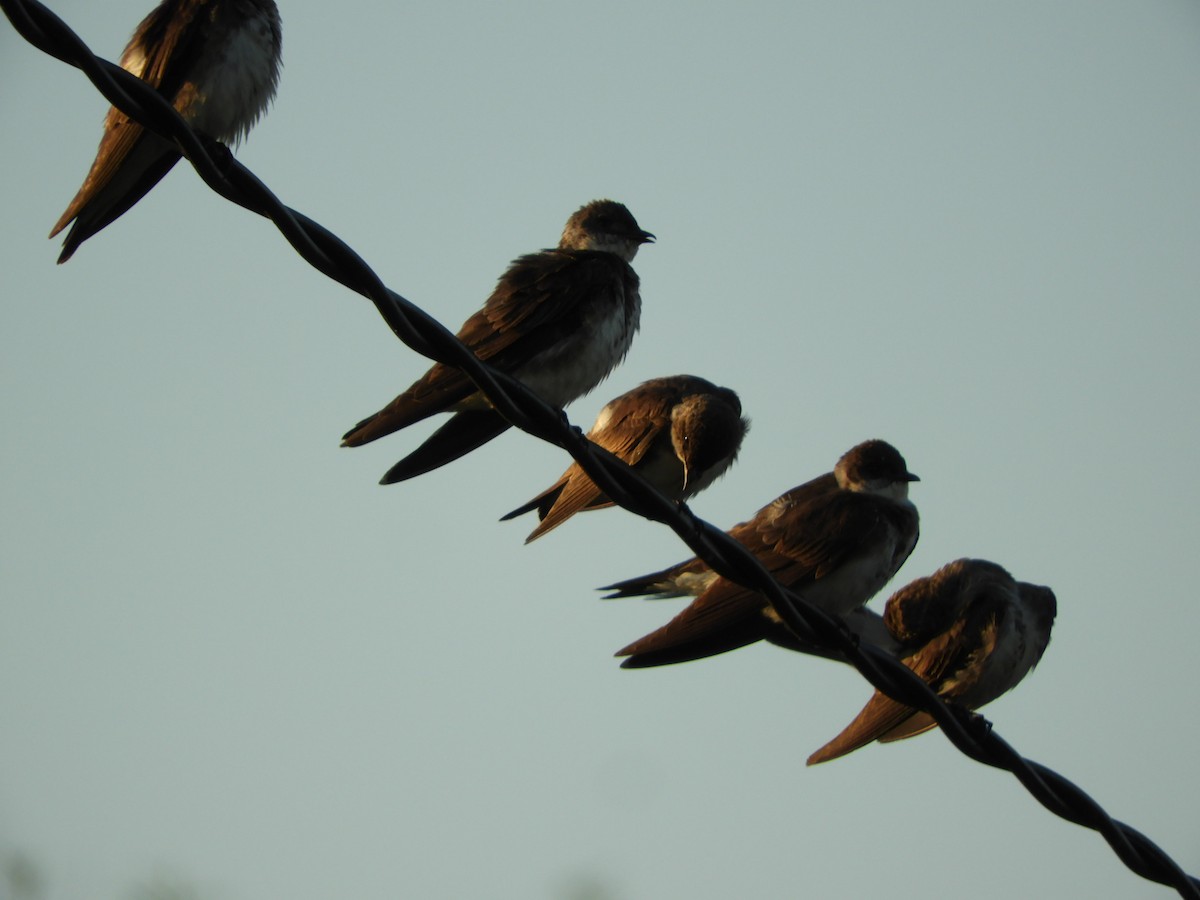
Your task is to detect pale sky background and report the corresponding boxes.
[2,2,1199,898]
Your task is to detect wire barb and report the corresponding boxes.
[3,1,1197,895]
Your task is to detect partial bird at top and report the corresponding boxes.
[342,199,654,485]
[501,375,748,542]
[605,439,920,669]
[50,0,283,263]
[807,558,1056,765]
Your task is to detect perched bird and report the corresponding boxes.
[501,375,748,542]
[606,439,920,668]
[807,558,1056,765]
[343,199,654,485]
[50,0,283,263]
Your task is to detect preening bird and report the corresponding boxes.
[807,558,1056,765]
[501,375,747,542]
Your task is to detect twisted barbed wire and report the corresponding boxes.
[3,1,1197,895]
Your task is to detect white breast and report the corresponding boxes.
[516,287,640,407]
[189,16,280,142]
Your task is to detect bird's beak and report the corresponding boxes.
[905,472,920,482]
[639,230,656,244]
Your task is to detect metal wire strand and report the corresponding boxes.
[3,1,1197,896]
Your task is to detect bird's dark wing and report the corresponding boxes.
[507,388,677,541]
[378,411,511,484]
[616,474,882,662]
[342,250,631,446]
[600,473,841,603]
[806,613,997,764]
[50,1,210,257]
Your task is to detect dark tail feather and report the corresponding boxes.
[379,411,510,484]
[53,147,181,264]
[499,486,561,522]
[499,499,538,522]
[599,566,689,599]
[618,617,767,669]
